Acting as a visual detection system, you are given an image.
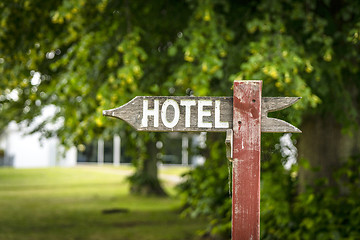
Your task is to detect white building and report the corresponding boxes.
[0,105,77,168]
[0,121,77,168]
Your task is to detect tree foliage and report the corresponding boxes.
[1,0,359,137]
[177,133,232,239]
[260,152,360,240]
[1,0,360,239]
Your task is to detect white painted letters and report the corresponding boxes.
[198,100,212,128]
[141,99,159,127]
[180,100,196,128]
[161,99,180,128]
[141,98,230,129]
[215,100,229,128]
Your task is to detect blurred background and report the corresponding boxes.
[0,0,359,239]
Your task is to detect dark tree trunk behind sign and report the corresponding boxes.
[129,138,167,196]
[298,115,360,193]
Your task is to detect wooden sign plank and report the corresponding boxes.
[103,96,301,133]
[103,96,232,132]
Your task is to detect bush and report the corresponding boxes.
[179,138,360,239]
[261,155,360,240]
[177,133,231,239]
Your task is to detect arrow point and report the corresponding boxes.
[293,127,302,133]
[103,110,111,116]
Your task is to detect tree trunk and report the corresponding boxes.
[129,138,167,196]
[298,115,360,192]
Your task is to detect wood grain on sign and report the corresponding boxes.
[103,96,301,133]
[261,97,301,133]
[232,80,262,240]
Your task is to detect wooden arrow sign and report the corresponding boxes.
[103,96,301,133]
[102,80,302,240]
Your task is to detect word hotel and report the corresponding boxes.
[141,98,229,129]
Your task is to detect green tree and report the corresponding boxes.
[1,0,360,238]
[0,0,191,195]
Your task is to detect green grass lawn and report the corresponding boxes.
[0,166,206,240]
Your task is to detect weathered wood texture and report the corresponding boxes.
[103,96,301,133]
[232,80,262,240]
[261,97,301,132]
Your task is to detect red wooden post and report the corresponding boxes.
[232,80,262,240]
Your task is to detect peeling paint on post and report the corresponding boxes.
[232,80,262,240]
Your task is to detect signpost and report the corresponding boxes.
[103,80,301,240]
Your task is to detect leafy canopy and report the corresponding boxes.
[3,0,358,143]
